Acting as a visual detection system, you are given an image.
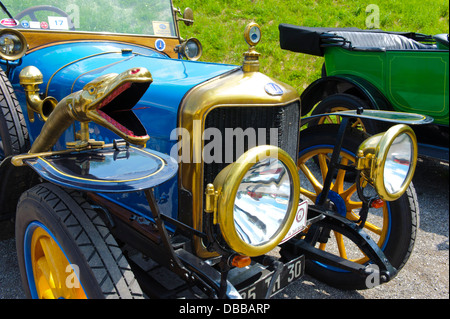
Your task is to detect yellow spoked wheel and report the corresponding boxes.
[298,147,389,265]
[296,125,417,290]
[310,93,377,134]
[317,106,367,132]
[29,225,87,299]
[16,183,144,299]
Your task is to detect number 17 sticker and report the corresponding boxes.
[48,16,69,30]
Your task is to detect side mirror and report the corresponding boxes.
[182,7,194,26]
[175,7,194,26]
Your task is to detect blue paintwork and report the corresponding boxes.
[9,41,239,222]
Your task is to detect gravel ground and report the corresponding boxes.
[0,158,448,299]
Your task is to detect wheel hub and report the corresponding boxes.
[316,190,347,217]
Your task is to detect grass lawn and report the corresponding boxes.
[177,0,449,94]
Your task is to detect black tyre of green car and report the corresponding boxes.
[310,93,378,134]
[297,125,418,290]
[16,183,144,299]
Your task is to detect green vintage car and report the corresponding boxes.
[279,24,449,162]
[0,1,435,299]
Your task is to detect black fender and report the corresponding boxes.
[300,75,392,116]
[0,157,37,220]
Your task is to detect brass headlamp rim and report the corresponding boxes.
[357,124,418,201]
[177,37,202,61]
[212,145,300,257]
[0,28,28,61]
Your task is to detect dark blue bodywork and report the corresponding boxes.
[8,41,239,225]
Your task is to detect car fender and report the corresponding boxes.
[300,75,392,116]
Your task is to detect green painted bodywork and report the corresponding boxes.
[325,47,449,125]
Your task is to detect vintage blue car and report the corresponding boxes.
[0,0,430,298]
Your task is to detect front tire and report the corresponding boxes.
[16,183,144,299]
[297,125,418,290]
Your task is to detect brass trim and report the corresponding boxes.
[19,30,181,58]
[19,66,57,122]
[243,22,261,47]
[178,68,300,258]
[44,51,122,96]
[0,28,28,61]
[69,56,135,93]
[38,147,166,184]
[212,146,300,257]
[357,124,418,201]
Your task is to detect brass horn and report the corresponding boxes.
[19,66,57,122]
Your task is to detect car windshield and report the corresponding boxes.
[0,0,177,37]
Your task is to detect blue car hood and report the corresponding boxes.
[10,42,239,222]
[12,42,239,152]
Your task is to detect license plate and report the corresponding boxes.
[239,255,305,299]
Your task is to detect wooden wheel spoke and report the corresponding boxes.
[334,231,348,259]
[299,163,323,195]
[42,238,69,297]
[300,187,318,203]
[341,183,357,202]
[317,153,329,181]
[332,157,349,193]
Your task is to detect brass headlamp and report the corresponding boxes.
[0,28,28,61]
[357,124,418,201]
[207,145,300,257]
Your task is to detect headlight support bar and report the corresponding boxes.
[316,117,350,207]
[284,205,397,283]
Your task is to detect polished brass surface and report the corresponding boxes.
[244,22,261,46]
[357,124,418,201]
[19,66,58,123]
[243,46,261,73]
[20,30,181,58]
[29,67,153,153]
[178,7,194,26]
[0,29,28,61]
[212,146,300,257]
[242,23,262,72]
[204,183,216,214]
[178,68,299,257]
[177,38,203,61]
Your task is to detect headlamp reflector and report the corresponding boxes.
[234,157,292,246]
[383,132,414,195]
[213,146,300,257]
[0,29,28,61]
[357,124,417,201]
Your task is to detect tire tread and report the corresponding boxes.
[21,183,144,299]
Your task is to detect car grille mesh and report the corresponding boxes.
[203,102,300,186]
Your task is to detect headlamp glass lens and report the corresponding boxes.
[233,158,291,246]
[383,133,413,194]
[0,34,23,56]
[185,40,199,59]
